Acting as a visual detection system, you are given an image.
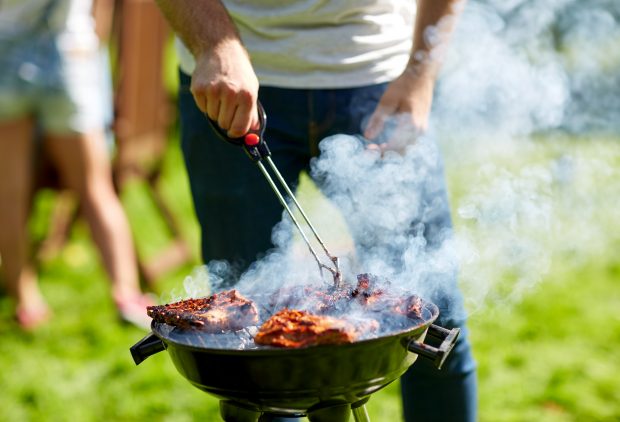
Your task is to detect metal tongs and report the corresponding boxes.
[207,101,343,286]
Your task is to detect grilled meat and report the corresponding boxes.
[254,309,357,348]
[268,274,386,315]
[267,285,352,315]
[351,273,385,306]
[147,289,259,331]
[352,274,422,318]
[393,294,423,319]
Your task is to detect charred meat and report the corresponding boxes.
[393,294,423,319]
[267,285,352,315]
[351,273,386,306]
[254,309,357,348]
[268,274,386,315]
[147,289,259,331]
[352,274,422,318]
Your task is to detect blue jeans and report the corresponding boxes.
[178,71,477,421]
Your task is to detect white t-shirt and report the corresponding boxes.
[177,0,415,88]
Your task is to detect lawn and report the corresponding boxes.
[1,132,619,421]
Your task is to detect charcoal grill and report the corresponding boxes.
[130,101,459,421]
[130,296,458,422]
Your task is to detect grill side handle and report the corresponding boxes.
[407,324,460,370]
[130,332,166,365]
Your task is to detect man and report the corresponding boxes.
[155,0,477,420]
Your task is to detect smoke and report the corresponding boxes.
[435,0,620,137]
[310,135,460,306]
[175,1,619,320]
[430,0,620,313]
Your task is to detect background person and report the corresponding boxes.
[0,0,152,329]
[155,0,477,420]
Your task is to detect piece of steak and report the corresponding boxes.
[351,273,386,306]
[147,289,259,331]
[254,308,357,348]
[268,275,383,315]
[393,294,423,319]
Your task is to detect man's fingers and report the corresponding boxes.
[205,97,220,121]
[249,107,260,131]
[364,102,397,140]
[228,101,253,138]
[227,90,257,137]
[192,93,207,114]
[216,92,236,131]
[192,78,259,137]
[365,142,387,157]
[364,110,385,140]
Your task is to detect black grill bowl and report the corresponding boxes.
[130,299,459,417]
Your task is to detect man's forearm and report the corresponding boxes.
[408,0,465,79]
[155,0,241,58]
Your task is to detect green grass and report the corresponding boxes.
[1,133,619,421]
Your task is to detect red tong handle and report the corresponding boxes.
[207,101,271,162]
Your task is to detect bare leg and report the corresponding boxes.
[44,129,151,324]
[0,116,50,328]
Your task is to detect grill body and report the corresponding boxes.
[131,299,459,421]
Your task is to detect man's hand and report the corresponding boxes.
[155,0,259,138]
[363,71,435,154]
[363,0,464,154]
[191,40,260,138]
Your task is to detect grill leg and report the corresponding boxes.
[307,403,351,422]
[219,401,261,422]
[351,404,370,422]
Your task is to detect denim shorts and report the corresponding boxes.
[0,32,107,134]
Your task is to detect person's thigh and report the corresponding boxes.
[43,129,113,198]
[0,117,37,282]
[178,73,312,279]
[0,116,36,211]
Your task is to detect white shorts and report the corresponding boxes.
[0,34,109,135]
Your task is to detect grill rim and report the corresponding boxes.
[149,298,439,355]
